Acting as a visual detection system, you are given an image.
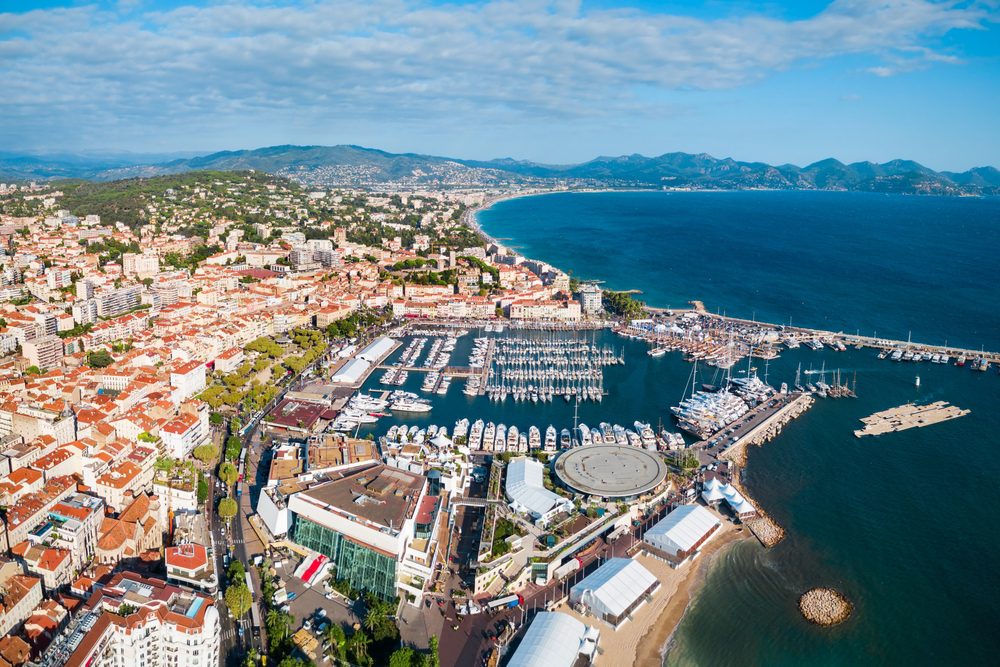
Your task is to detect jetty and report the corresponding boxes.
[799,588,853,626]
[693,393,814,548]
[854,401,970,438]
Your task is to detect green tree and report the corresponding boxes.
[227,559,245,584]
[389,647,416,667]
[192,443,219,464]
[225,435,242,461]
[243,649,260,667]
[324,623,347,661]
[197,471,209,504]
[219,462,239,487]
[225,582,252,618]
[427,635,439,667]
[25,365,42,375]
[266,609,292,643]
[86,350,114,368]
[348,631,372,666]
[218,496,238,523]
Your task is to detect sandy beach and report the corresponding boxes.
[550,520,750,667]
[634,525,750,666]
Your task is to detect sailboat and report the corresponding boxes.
[915,375,921,388]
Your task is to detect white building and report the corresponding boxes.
[505,611,599,667]
[286,465,438,605]
[22,335,62,370]
[330,357,371,385]
[50,572,220,667]
[505,457,573,526]
[159,411,208,458]
[643,504,721,565]
[579,283,603,314]
[122,252,160,277]
[568,557,659,627]
[169,360,206,403]
[356,336,397,363]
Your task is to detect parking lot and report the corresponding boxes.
[267,552,362,636]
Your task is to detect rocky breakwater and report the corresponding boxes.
[798,588,853,626]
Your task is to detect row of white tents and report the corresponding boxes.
[701,476,757,518]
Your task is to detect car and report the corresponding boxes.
[315,609,327,619]
[325,593,336,601]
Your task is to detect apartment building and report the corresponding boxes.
[44,572,220,667]
[22,335,63,371]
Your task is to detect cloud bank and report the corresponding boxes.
[0,0,993,151]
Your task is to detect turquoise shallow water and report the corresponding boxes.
[470,191,1000,666]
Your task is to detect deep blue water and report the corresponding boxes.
[471,191,1000,666]
[478,191,1000,350]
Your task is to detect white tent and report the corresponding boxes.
[506,457,573,524]
[719,482,757,517]
[431,432,453,449]
[644,504,720,556]
[331,358,370,384]
[569,557,659,625]
[701,477,726,504]
[506,612,598,667]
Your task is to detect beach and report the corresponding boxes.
[547,521,750,667]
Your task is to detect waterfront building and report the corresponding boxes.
[643,504,721,566]
[579,283,603,314]
[505,457,573,527]
[568,557,659,627]
[286,464,439,603]
[505,611,600,667]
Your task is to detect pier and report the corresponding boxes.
[691,393,814,548]
[854,401,970,437]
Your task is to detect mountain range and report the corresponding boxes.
[2,145,998,195]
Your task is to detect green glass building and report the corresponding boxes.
[293,515,398,600]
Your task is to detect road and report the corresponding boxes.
[213,327,394,666]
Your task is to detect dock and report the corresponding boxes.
[854,401,970,437]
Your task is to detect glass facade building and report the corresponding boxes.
[292,516,398,600]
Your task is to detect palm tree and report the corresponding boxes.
[324,624,347,662]
[265,609,290,643]
[362,604,384,634]
[348,631,372,666]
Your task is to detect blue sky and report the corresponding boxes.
[1,0,998,170]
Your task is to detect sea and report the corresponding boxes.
[461,191,1000,666]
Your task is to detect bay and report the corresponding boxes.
[477,191,1000,351]
[470,191,1000,666]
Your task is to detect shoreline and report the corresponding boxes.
[634,528,750,667]
[464,190,1000,358]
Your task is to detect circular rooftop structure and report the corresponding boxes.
[554,445,668,499]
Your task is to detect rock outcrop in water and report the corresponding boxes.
[799,588,852,626]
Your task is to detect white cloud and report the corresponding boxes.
[0,0,993,149]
